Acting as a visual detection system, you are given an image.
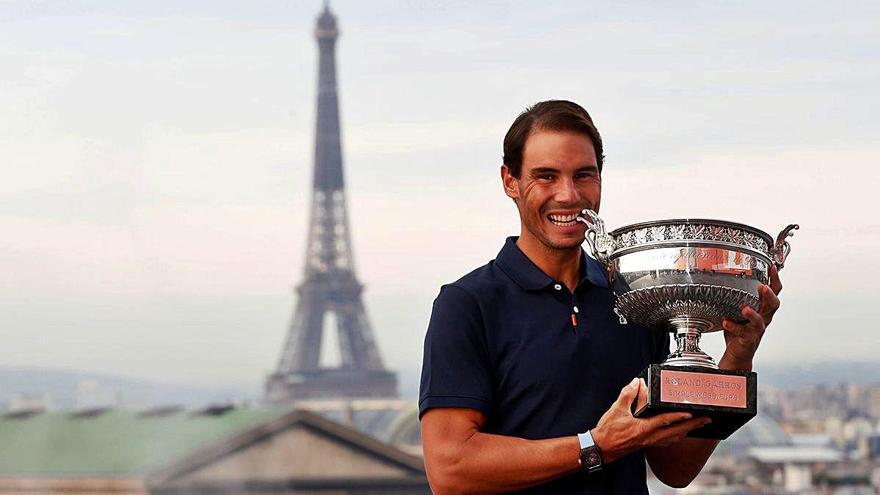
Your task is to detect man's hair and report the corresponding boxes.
[502,100,604,177]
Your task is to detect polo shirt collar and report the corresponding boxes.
[495,236,609,291]
[584,251,610,289]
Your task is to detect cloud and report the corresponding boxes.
[2,0,879,386]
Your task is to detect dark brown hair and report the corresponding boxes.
[502,100,604,177]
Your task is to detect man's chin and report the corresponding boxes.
[544,235,585,251]
[551,242,584,251]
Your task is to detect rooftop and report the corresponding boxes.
[0,401,413,477]
[0,406,290,476]
[748,446,843,464]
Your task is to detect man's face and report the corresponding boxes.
[502,129,601,251]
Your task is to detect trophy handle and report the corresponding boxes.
[576,209,613,265]
[771,224,799,270]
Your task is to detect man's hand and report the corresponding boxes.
[720,265,783,370]
[591,377,711,463]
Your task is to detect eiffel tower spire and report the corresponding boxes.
[265,4,397,403]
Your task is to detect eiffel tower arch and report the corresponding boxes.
[264,4,398,403]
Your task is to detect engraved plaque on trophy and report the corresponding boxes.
[577,210,798,439]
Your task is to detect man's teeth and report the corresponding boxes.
[548,214,578,226]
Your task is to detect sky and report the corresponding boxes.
[2,0,879,395]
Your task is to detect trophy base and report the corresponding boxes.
[633,364,757,440]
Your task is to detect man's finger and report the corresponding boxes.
[614,378,640,411]
[723,305,765,335]
[634,378,648,412]
[769,265,783,295]
[722,318,744,336]
[741,306,766,328]
[644,411,693,430]
[758,285,780,323]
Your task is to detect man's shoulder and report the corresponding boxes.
[443,258,511,298]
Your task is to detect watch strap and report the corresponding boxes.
[578,431,596,449]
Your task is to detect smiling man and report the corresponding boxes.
[418,100,782,494]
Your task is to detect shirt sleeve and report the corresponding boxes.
[419,284,494,419]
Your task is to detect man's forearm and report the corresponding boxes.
[426,432,581,495]
[646,437,718,488]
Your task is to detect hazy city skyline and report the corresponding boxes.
[2,1,878,391]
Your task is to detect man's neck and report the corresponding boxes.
[516,234,581,291]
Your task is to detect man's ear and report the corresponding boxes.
[501,164,520,201]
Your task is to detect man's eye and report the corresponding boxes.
[537,174,554,181]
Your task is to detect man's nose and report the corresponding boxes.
[555,178,580,204]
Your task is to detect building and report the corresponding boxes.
[0,407,428,494]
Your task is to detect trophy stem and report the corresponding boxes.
[665,317,718,369]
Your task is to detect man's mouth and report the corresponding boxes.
[547,213,579,227]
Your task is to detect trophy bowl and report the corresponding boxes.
[576,209,798,438]
[577,209,798,368]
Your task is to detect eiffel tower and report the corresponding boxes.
[265,4,398,403]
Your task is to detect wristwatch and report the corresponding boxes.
[577,430,604,473]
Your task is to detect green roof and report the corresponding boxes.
[0,407,293,476]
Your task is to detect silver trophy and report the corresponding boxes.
[577,209,798,368]
[576,209,798,438]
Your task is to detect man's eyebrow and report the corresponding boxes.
[529,164,598,175]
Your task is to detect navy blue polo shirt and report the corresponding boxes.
[419,237,670,494]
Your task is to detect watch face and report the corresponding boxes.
[581,446,603,471]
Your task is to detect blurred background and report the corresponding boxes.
[1,1,878,494]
